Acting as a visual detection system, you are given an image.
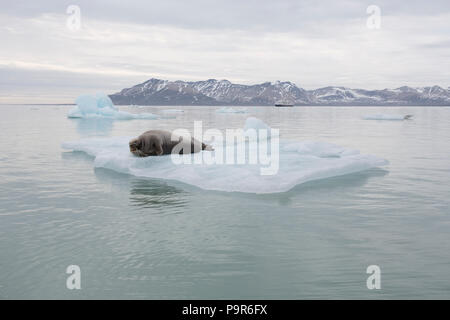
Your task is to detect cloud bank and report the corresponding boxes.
[0,0,449,103]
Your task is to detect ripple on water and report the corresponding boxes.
[1,105,450,299]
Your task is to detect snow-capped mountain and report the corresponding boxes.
[109,78,450,106]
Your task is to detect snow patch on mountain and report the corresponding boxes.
[110,78,450,106]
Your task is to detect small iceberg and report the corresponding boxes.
[243,117,279,140]
[62,118,388,194]
[68,93,159,120]
[216,107,248,114]
[363,114,413,121]
[244,117,271,132]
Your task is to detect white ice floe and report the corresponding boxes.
[242,117,278,140]
[68,93,159,120]
[216,107,248,114]
[62,118,388,194]
[244,117,271,132]
[363,114,412,121]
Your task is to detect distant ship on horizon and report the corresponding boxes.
[275,101,294,107]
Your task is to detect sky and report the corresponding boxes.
[0,0,449,103]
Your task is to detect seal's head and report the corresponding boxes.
[129,134,163,157]
[129,138,143,156]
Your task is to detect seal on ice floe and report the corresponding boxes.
[129,130,213,157]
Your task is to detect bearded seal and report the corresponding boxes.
[129,130,213,157]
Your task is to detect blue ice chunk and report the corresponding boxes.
[68,93,159,120]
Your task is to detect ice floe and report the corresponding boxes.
[68,93,160,120]
[62,118,388,193]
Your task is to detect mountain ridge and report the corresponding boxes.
[109,78,450,106]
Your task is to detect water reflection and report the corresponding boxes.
[91,167,188,212]
[129,179,188,212]
[71,118,114,137]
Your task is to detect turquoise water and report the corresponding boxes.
[0,105,449,299]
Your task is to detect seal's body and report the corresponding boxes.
[129,130,213,157]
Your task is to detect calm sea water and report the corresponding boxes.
[0,105,449,299]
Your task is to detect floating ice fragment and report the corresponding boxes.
[162,109,185,113]
[68,93,160,120]
[244,117,271,132]
[216,107,248,114]
[363,114,413,121]
[243,117,278,140]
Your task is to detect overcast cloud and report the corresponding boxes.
[0,0,449,103]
